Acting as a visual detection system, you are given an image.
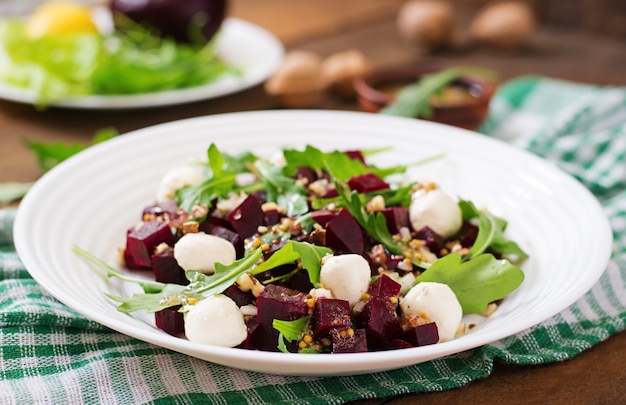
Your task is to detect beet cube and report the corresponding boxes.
[227,194,264,239]
[199,222,243,257]
[368,274,401,312]
[402,322,439,346]
[263,209,283,226]
[458,221,479,248]
[311,298,351,339]
[380,207,409,234]
[331,328,368,353]
[223,284,255,307]
[142,200,178,220]
[414,226,444,254]
[155,306,184,336]
[126,220,174,269]
[256,284,309,325]
[343,150,366,165]
[347,173,390,193]
[310,209,338,227]
[356,296,402,346]
[325,208,364,254]
[295,166,317,184]
[151,248,187,285]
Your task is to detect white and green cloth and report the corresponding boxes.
[1,76,625,404]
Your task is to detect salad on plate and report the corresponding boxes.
[75,143,528,354]
[0,0,234,107]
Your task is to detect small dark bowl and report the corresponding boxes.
[354,66,497,130]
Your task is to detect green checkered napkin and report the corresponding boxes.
[1,76,625,404]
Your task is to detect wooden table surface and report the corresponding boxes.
[1,1,625,403]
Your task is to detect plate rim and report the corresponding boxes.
[13,110,614,375]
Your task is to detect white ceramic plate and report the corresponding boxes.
[14,110,612,376]
[0,18,284,109]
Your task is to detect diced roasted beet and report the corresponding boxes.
[347,173,390,193]
[246,321,299,352]
[414,226,444,254]
[155,306,184,336]
[256,284,309,325]
[356,296,402,347]
[402,322,439,346]
[281,269,314,293]
[123,242,145,270]
[310,209,338,227]
[126,220,174,269]
[311,298,351,339]
[332,328,368,353]
[457,220,479,248]
[295,166,317,185]
[368,274,401,308]
[380,207,410,234]
[198,222,243,258]
[343,150,366,165]
[263,209,283,226]
[325,208,364,254]
[208,209,232,229]
[321,188,339,198]
[151,248,188,285]
[223,284,255,307]
[237,316,262,350]
[227,194,264,239]
[384,257,404,272]
[142,200,178,220]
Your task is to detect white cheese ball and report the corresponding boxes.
[409,188,462,238]
[174,232,236,274]
[400,282,462,342]
[156,166,205,202]
[320,254,371,308]
[184,295,247,347]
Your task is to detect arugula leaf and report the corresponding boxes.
[174,143,239,214]
[250,241,332,286]
[186,248,264,296]
[283,145,369,181]
[415,253,524,314]
[24,127,117,172]
[459,200,528,261]
[0,182,35,204]
[274,316,311,353]
[381,66,498,118]
[107,283,192,313]
[73,245,164,294]
[254,160,309,217]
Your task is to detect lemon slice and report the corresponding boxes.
[26,1,99,37]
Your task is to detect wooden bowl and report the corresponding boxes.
[354,66,497,130]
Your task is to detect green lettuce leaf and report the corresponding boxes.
[416,253,524,314]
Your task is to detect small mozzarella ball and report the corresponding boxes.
[409,188,462,238]
[320,254,371,308]
[156,166,205,202]
[309,287,333,299]
[174,232,236,274]
[184,295,247,347]
[400,282,462,342]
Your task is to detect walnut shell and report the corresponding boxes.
[397,0,457,51]
[470,1,536,51]
[322,49,371,98]
[264,50,328,108]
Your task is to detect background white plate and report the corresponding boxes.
[0,18,284,109]
[13,110,612,376]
